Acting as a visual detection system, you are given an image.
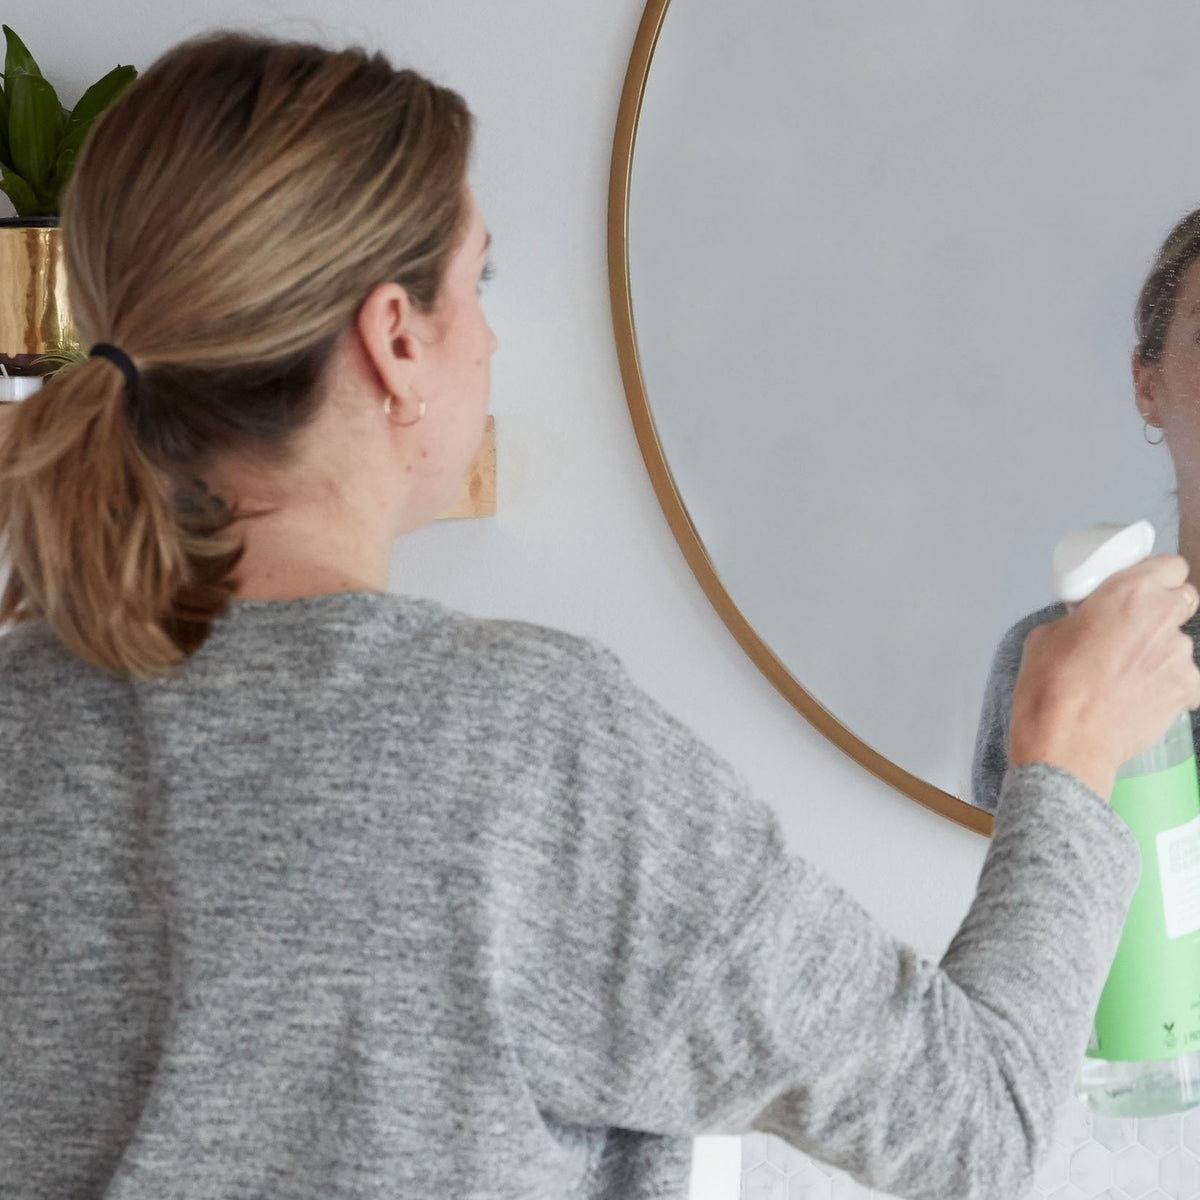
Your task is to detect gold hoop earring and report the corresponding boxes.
[1143,419,1165,446]
[395,393,426,428]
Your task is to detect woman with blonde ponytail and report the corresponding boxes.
[4,28,1200,1200]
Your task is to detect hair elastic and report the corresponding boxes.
[89,343,139,405]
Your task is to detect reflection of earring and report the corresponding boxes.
[1143,418,1165,446]
[395,392,426,428]
[383,394,394,418]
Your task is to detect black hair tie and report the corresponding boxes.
[89,343,139,405]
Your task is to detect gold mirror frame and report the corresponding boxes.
[606,0,991,837]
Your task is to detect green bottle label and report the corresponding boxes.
[1087,755,1200,1063]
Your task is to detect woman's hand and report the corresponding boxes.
[1009,554,1200,800]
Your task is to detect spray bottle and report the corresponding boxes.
[1053,521,1200,1117]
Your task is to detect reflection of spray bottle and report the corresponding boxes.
[1053,521,1200,1117]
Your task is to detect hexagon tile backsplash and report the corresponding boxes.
[740,1095,1200,1199]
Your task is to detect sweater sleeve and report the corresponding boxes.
[740,764,1139,1200]
[495,637,1140,1200]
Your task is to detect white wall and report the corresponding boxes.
[11,2,992,1194]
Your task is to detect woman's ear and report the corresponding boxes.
[355,281,424,399]
[1132,349,1162,427]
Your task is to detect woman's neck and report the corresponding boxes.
[228,561,386,602]
[223,515,391,602]
[1178,515,1200,588]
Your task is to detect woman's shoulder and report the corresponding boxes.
[406,598,613,672]
[1001,599,1068,641]
[223,590,605,665]
[977,599,1069,731]
[988,600,1068,674]
[358,593,627,705]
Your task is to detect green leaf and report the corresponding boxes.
[2,26,42,81]
[51,131,91,201]
[34,347,88,377]
[64,64,135,135]
[32,179,57,214]
[8,71,59,191]
[0,167,42,218]
[49,143,75,193]
[44,141,79,212]
[0,86,10,168]
[50,65,137,203]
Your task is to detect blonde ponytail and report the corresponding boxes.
[0,357,241,676]
[0,31,473,677]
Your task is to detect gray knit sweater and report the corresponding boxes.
[0,592,1139,1199]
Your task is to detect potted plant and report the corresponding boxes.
[0,25,135,391]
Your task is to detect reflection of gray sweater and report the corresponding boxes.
[0,592,1140,1200]
[972,606,1200,812]
[972,603,1068,814]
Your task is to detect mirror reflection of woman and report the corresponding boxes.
[974,209,1200,814]
[1134,211,1200,575]
[2,30,1199,1200]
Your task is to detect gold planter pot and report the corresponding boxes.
[0,221,80,372]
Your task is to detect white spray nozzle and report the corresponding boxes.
[1052,520,1156,604]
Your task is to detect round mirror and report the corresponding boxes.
[610,0,1194,832]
